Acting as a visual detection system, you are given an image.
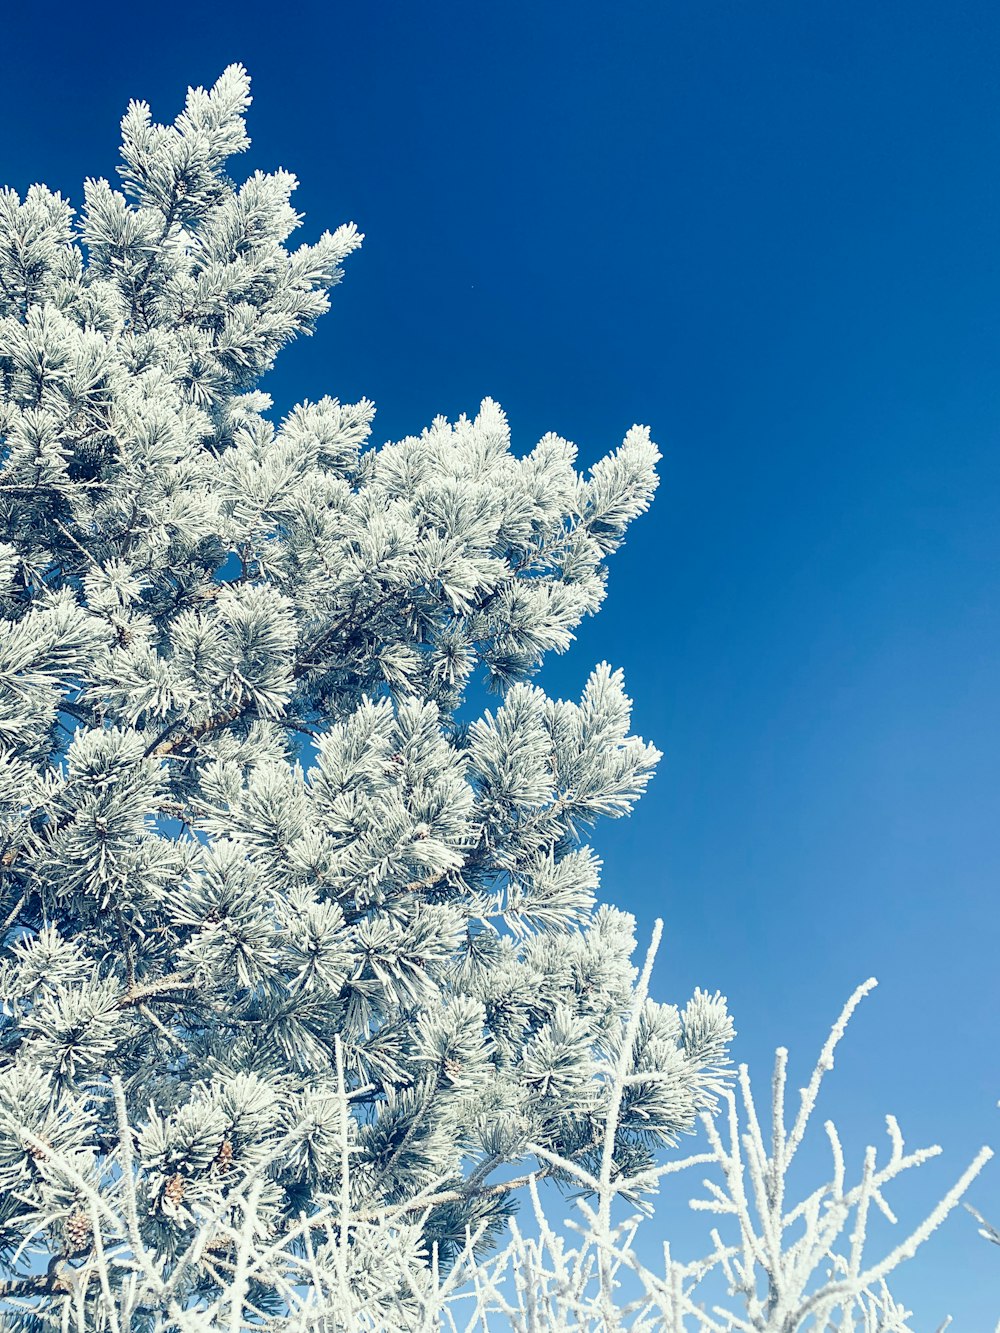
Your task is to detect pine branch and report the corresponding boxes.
[143,719,187,757]
[52,519,101,572]
[0,1270,64,1299]
[115,972,199,1009]
[293,590,403,678]
[352,1165,558,1226]
[150,699,251,757]
[0,891,26,936]
[0,482,111,494]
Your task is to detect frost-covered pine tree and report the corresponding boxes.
[0,68,737,1322]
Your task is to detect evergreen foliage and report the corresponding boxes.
[0,68,739,1321]
[0,928,989,1330]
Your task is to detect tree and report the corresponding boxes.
[0,67,737,1323]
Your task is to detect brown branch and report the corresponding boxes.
[0,482,110,494]
[138,1003,186,1051]
[154,797,197,828]
[60,700,95,724]
[0,1269,66,1299]
[115,973,199,1010]
[292,590,401,679]
[143,719,185,758]
[52,519,101,571]
[116,909,136,990]
[150,700,248,758]
[1,891,26,933]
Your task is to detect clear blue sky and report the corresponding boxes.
[2,0,998,1320]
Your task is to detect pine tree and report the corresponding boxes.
[0,68,736,1322]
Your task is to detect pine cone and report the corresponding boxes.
[214,1139,234,1173]
[65,1208,91,1252]
[164,1172,185,1207]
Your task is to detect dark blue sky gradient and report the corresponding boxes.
[2,0,998,1319]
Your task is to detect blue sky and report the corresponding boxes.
[2,0,998,1319]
